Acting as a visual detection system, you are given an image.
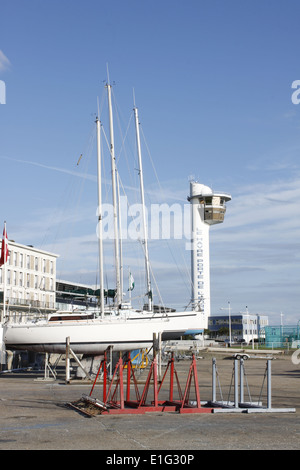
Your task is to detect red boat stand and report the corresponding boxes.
[85,351,213,415]
[88,352,108,402]
[159,353,213,414]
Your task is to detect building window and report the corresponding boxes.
[35,257,38,271]
[26,255,30,269]
[20,253,23,268]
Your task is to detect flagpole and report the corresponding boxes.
[128,267,131,304]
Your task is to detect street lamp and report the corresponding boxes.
[220,301,232,346]
[240,306,254,348]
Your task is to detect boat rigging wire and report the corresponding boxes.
[139,125,194,307]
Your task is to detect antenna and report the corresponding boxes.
[97,96,100,118]
[133,88,136,108]
[106,63,110,85]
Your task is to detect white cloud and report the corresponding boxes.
[0,155,97,182]
[220,178,300,234]
[0,50,11,72]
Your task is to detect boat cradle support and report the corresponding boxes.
[68,351,214,416]
[208,357,296,414]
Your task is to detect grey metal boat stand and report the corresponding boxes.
[208,357,295,413]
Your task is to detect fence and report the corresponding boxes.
[263,325,300,349]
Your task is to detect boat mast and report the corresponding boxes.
[133,104,152,311]
[106,79,122,306]
[96,116,105,318]
[116,170,124,300]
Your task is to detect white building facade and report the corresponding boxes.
[0,240,58,320]
[208,314,269,344]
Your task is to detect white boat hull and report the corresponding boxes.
[3,311,205,355]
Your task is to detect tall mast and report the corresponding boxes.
[116,170,123,300]
[106,81,121,306]
[133,105,152,311]
[96,117,105,318]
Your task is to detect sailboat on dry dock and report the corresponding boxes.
[2,80,230,355]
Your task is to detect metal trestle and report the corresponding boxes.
[68,352,213,416]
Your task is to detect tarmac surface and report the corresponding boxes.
[0,351,299,451]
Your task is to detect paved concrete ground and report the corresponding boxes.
[0,353,299,451]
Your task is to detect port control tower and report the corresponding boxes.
[188,181,231,327]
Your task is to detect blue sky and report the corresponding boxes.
[1,0,300,324]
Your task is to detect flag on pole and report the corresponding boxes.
[0,222,9,324]
[128,272,135,291]
[0,224,8,267]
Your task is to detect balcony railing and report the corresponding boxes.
[0,295,55,310]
